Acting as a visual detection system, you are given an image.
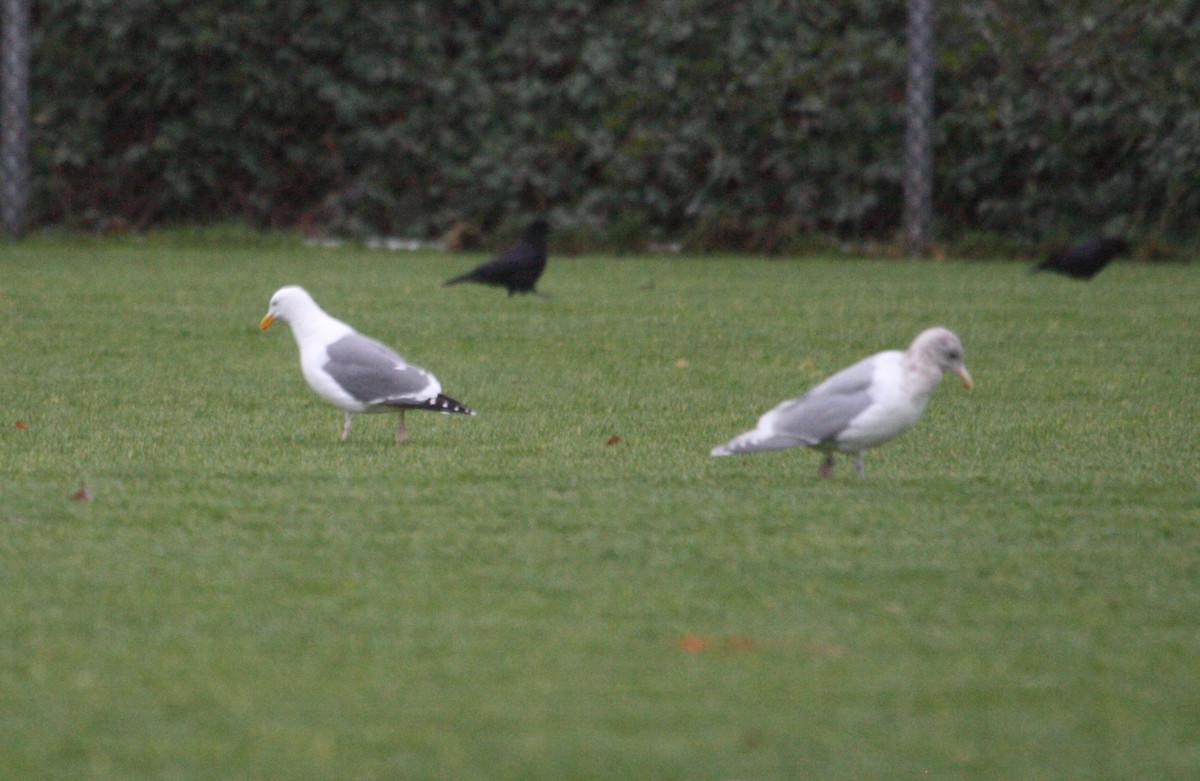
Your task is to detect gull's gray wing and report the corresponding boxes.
[770,354,879,445]
[713,353,881,455]
[323,333,438,405]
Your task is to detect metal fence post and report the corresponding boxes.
[2,0,31,237]
[904,0,935,257]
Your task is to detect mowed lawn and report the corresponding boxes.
[1,234,1197,780]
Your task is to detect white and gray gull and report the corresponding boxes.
[711,327,973,477]
[260,286,474,443]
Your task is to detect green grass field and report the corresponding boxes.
[2,234,1197,780]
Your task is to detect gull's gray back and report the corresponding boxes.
[324,333,434,404]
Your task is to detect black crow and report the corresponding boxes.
[1034,236,1130,280]
[444,219,550,295]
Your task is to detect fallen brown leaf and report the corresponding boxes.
[70,485,94,502]
[605,435,621,447]
[677,634,759,654]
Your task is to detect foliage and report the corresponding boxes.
[936,0,1200,246]
[26,1,1200,248]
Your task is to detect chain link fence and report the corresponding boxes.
[904,0,935,257]
[2,0,30,237]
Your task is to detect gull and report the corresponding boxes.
[712,328,973,477]
[260,286,474,443]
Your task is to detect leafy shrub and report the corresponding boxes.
[27,0,1200,250]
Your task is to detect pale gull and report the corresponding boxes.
[260,286,475,443]
[711,327,973,477]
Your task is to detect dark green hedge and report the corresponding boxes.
[28,0,1200,249]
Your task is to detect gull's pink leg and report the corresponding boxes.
[395,410,408,444]
[340,412,353,441]
[818,453,835,479]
